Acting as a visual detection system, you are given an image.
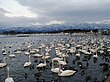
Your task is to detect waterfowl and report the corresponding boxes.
[0,57,7,68]
[5,67,14,82]
[24,55,32,67]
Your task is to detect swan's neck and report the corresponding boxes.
[60,54,63,58]
[64,57,66,62]
[58,64,61,74]
[29,55,31,62]
[3,57,6,63]
[44,59,46,64]
[7,67,10,78]
[96,51,98,56]
[82,45,84,50]
[52,60,54,69]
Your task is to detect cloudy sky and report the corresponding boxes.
[0,0,110,26]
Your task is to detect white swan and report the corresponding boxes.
[58,62,76,77]
[37,57,46,68]
[5,67,14,82]
[3,51,7,55]
[0,57,7,68]
[33,54,42,58]
[58,56,67,66]
[93,54,98,58]
[93,50,98,58]
[24,55,32,67]
[14,51,21,54]
[25,52,30,55]
[30,50,36,54]
[51,59,63,73]
[76,52,80,57]
[9,54,15,58]
[42,53,50,59]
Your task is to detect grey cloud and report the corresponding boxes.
[16,0,110,22]
[0,8,38,26]
[1,0,110,26]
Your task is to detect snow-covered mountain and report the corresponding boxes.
[0,23,110,34]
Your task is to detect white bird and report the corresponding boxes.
[42,53,50,60]
[58,60,67,66]
[3,51,7,55]
[25,52,30,55]
[37,57,46,68]
[51,57,62,61]
[58,62,76,77]
[58,56,67,66]
[33,54,42,58]
[30,50,36,54]
[93,50,98,58]
[51,59,63,73]
[5,67,14,82]
[24,55,32,67]
[93,54,98,58]
[14,51,21,54]
[0,57,7,68]
[9,54,15,58]
[76,52,80,57]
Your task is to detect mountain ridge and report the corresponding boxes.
[0,23,110,34]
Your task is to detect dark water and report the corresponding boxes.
[0,34,110,82]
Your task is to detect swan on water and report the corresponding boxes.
[0,57,7,68]
[5,67,14,82]
[24,55,32,67]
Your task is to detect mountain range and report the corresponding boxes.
[0,23,110,34]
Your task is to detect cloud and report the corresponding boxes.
[46,20,65,25]
[15,0,110,22]
[0,0,38,18]
[31,22,43,26]
[0,0,110,26]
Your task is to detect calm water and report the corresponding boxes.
[0,34,110,82]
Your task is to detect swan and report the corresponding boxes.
[30,50,36,54]
[0,57,7,68]
[51,59,63,73]
[3,51,7,55]
[9,54,15,58]
[93,54,98,58]
[58,62,76,77]
[37,57,46,68]
[33,54,42,58]
[24,55,32,67]
[76,52,80,57]
[25,52,30,55]
[58,55,67,66]
[27,43,32,48]
[58,60,67,66]
[93,49,98,58]
[42,53,50,59]
[5,67,14,82]
[14,51,21,54]
[51,57,62,61]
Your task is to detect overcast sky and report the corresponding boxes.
[0,0,110,26]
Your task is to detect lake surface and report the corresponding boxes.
[0,33,110,82]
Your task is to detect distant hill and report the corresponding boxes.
[0,23,110,34]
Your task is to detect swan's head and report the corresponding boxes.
[7,67,9,70]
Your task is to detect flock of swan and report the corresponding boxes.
[0,33,110,82]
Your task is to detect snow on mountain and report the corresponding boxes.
[0,23,110,33]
